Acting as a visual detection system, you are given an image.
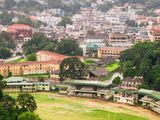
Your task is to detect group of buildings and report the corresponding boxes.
[0,51,84,78]
[64,77,160,114]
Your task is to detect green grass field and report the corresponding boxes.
[19,73,50,78]
[105,62,120,72]
[84,59,95,65]
[10,58,28,63]
[6,92,152,120]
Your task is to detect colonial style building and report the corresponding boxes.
[148,26,160,42]
[112,87,138,105]
[36,51,84,62]
[98,46,128,58]
[122,77,144,88]
[36,51,68,62]
[7,24,33,43]
[0,61,60,77]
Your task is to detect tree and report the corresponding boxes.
[3,0,16,9]
[0,47,12,59]
[7,72,12,78]
[126,20,138,27]
[58,16,72,27]
[17,16,32,26]
[0,12,12,25]
[43,43,56,52]
[18,112,41,120]
[22,33,56,55]
[56,39,83,56]
[59,57,87,81]
[120,42,160,90]
[2,95,18,119]
[112,77,121,86]
[16,94,37,113]
[0,31,15,49]
[27,54,37,61]
[0,105,12,120]
[0,74,5,100]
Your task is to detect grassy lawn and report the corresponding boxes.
[84,59,95,65]
[105,62,120,72]
[6,92,151,120]
[19,73,50,78]
[10,58,28,63]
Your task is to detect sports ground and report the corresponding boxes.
[7,92,160,120]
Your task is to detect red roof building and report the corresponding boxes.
[7,24,33,41]
[36,51,84,62]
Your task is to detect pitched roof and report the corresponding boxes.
[64,80,112,87]
[7,24,32,32]
[0,60,60,67]
[138,89,160,100]
[3,77,28,83]
[90,68,108,76]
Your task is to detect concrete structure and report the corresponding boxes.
[122,77,144,88]
[65,80,113,100]
[148,26,160,42]
[6,82,50,92]
[139,89,160,114]
[36,51,84,62]
[112,88,138,105]
[4,77,50,92]
[98,46,128,58]
[108,33,133,47]
[0,60,60,77]
[36,51,68,62]
[7,24,33,42]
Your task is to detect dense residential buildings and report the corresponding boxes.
[98,46,128,58]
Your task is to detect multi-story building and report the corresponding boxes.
[108,33,133,47]
[135,35,150,43]
[121,77,144,88]
[36,51,84,62]
[148,26,160,42]
[98,46,128,58]
[36,51,68,62]
[139,89,160,114]
[0,61,60,77]
[7,24,33,42]
[112,88,138,105]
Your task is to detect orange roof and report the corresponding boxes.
[0,60,60,67]
[7,24,32,32]
[99,47,128,51]
[37,51,68,60]
[150,26,160,32]
[37,51,84,61]
[29,16,37,22]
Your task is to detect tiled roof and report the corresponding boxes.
[150,26,160,32]
[0,60,60,67]
[37,51,84,61]
[99,46,128,51]
[7,24,32,32]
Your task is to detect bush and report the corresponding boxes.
[27,54,37,61]
[18,112,41,120]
